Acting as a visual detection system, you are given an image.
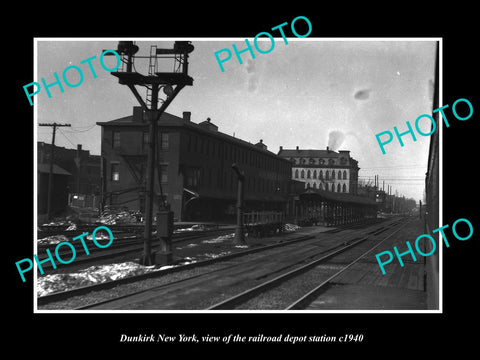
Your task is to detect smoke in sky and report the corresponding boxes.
[327,130,361,151]
[327,130,346,151]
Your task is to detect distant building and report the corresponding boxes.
[37,142,101,211]
[96,107,293,222]
[277,146,359,195]
[37,163,71,215]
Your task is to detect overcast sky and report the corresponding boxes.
[35,39,437,202]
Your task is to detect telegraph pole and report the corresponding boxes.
[232,163,246,245]
[39,122,71,221]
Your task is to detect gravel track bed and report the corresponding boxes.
[37,247,298,310]
[234,264,342,310]
[38,262,231,310]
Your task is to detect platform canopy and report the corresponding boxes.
[299,188,377,206]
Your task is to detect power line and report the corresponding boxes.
[57,127,76,147]
[63,124,97,133]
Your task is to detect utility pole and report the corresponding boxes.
[232,163,246,245]
[39,122,71,221]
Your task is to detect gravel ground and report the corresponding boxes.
[37,233,313,310]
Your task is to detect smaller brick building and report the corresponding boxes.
[37,142,101,213]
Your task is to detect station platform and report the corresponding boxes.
[305,218,437,310]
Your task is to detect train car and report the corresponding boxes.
[243,211,284,237]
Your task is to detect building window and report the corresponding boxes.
[343,170,347,180]
[159,164,168,184]
[342,183,347,193]
[319,170,323,180]
[160,133,169,150]
[337,183,341,192]
[307,170,311,179]
[331,183,335,192]
[112,131,120,148]
[325,170,329,180]
[301,170,305,179]
[338,170,342,179]
[110,162,119,181]
[306,182,311,189]
[295,169,299,178]
[312,182,317,189]
[142,131,149,151]
[332,171,335,180]
[313,170,317,179]
[186,168,201,187]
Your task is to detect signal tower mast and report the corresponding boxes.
[105,41,194,265]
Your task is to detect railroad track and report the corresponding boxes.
[208,218,409,310]
[36,219,382,273]
[37,231,319,307]
[37,217,404,310]
[36,227,236,272]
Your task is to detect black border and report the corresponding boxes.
[9,6,478,354]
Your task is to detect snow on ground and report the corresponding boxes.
[37,261,170,297]
[37,223,301,297]
[201,233,235,244]
[201,251,231,259]
[38,235,70,246]
[284,223,301,232]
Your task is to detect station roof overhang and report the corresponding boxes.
[298,188,378,206]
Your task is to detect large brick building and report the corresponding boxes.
[97,107,292,222]
[277,146,360,195]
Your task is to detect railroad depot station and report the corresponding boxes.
[37,105,416,227]
[93,106,383,226]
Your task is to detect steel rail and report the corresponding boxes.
[37,218,395,308]
[285,219,411,310]
[37,233,316,306]
[207,219,408,310]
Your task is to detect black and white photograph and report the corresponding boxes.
[10,8,478,354]
[32,38,440,312]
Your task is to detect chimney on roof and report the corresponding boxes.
[199,117,218,132]
[296,146,299,151]
[326,146,330,152]
[76,144,82,159]
[183,111,191,122]
[279,146,283,151]
[255,139,267,150]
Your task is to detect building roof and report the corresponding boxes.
[37,163,72,176]
[96,112,181,126]
[278,148,347,158]
[300,187,377,206]
[278,147,359,170]
[97,111,291,163]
